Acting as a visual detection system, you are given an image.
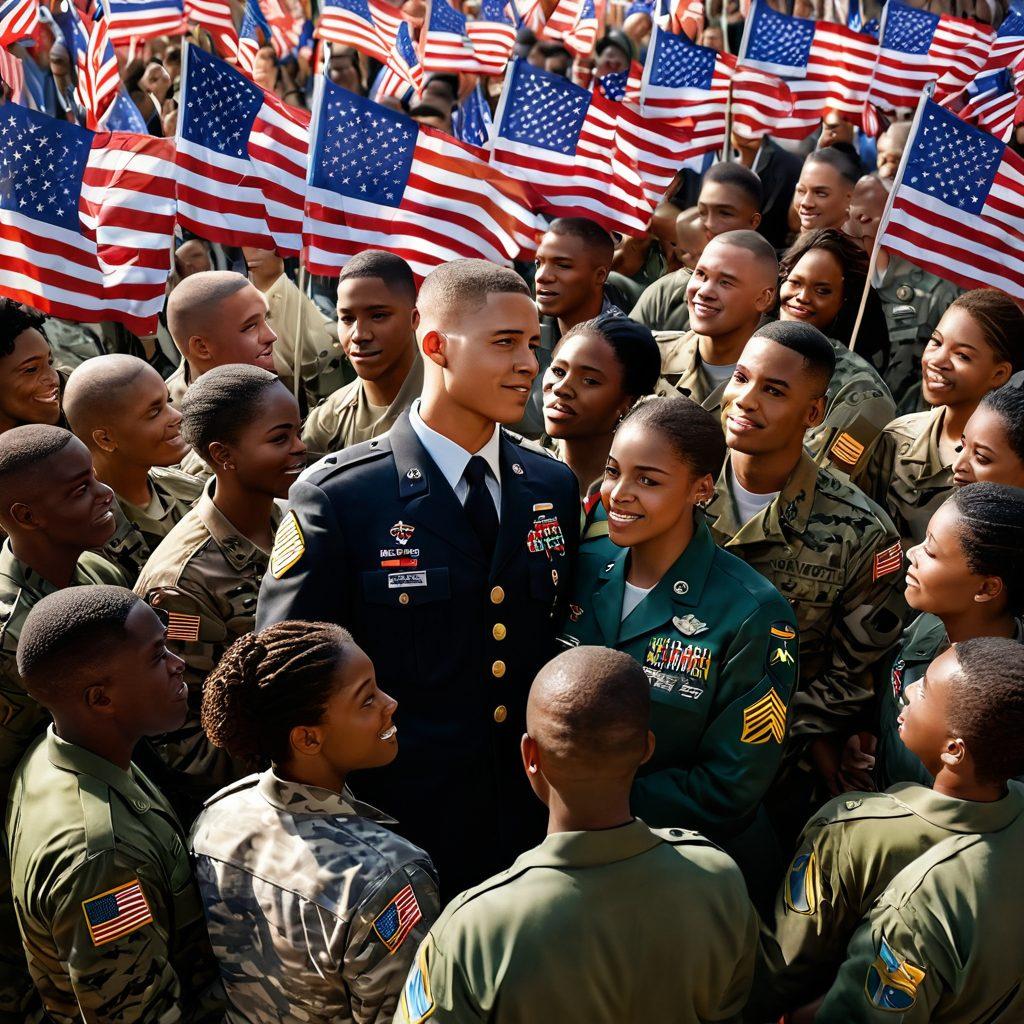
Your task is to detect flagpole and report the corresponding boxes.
[292,263,306,404]
[848,83,932,353]
[722,75,732,160]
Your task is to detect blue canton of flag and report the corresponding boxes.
[240,0,272,43]
[456,85,493,147]
[430,0,468,36]
[742,1,815,74]
[598,68,628,100]
[181,46,264,161]
[105,90,148,132]
[498,61,591,155]
[479,0,512,26]
[882,2,938,55]
[0,110,91,231]
[647,29,717,89]
[309,87,416,207]
[904,100,1003,213]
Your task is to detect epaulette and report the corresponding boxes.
[810,793,915,828]
[305,435,394,484]
[79,773,116,859]
[201,772,261,808]
[651,825,719,847]
[500,429,557,459]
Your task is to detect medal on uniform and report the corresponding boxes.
[526,514,565,559]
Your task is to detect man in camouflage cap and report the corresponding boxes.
[6,586,223,1023]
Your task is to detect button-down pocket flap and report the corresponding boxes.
[361,568,451,606]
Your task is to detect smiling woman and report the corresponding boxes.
[0,300,62,437]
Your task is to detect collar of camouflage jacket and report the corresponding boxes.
[900,406,946,477]
[196,479,281,570]
[257,769,397,822]
[886,780,1024,834]
[507,818,662,871]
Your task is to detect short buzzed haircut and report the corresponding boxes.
[950,637,1024,784]
[709,229,779,276]
[0,424,74,507]
[751,319,836,392]
[879,120,912,150]
[528,646,650,769]
[180,364,283,463]
[337,250,416,304]
[166,270,250,351]
[417,258,530,323]
[547,217,615,266]
[63,354,150,439]
[702,161,763,210]
[17,586,140,704]
[803,146,860,187]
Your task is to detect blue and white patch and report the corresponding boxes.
[865,934,926,1010]
[401,939,434,1022]
[784,851,818,915]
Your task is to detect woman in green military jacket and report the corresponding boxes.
[560,396,799,862]
[872,482,1024,790]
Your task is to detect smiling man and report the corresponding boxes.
[257,258,580,899]
[794,148,859,236]
[704,321,905,842]
[656,230,778,407]
[302,250,423,457]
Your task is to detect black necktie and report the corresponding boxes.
[463,455,499,555]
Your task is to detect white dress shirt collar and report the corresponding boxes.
[409,401,503,498]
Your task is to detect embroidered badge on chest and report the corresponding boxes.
[526,513,565,559]
[390,521,415,545]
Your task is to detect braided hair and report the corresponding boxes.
[950,482,1024,616]
[202,620,354,766]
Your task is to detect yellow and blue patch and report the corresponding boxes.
[270,511,305,579]
[865,935,926,1011]
[401,939,435,1022]
[784,852,818,915]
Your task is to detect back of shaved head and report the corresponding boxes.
[166,270,250,352]
[417,258,530,329]
[528,646,650,777]
[63,354,152,439]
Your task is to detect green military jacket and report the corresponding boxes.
[394,819,757,1024]
[654,329,721,407]
[818,800,1024,1022]
[854,407,954,548]
[629,266,693,333]
[6,728,223,1024]
[302,355,423,458]
[561,518,798,839]
[748,781,1024,1019]
[706,453,905,741]
[134,480,276,811]
[876,254,960,412]
[102,466,204,585]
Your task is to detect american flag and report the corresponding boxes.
[376,20,422,100]
[466,0,516,76]
[0,44,25,103]
[455,83,494,147]
[0,104,177,335]
[80,1,120,129]
[730,64,795,140]
[541,0,598,57]
[491,59,651,235]
[878,97,1024,302]
[738,0,878,137]
[82,881,153,946]
[662,0,704,39]
[303,77,542,278]
[184,0,240,61]
[955,66,1024,142]
[176,44,309,256]
[420,0,483,74]
[372,884,421,953]
[105,89,149,131]
[237,0,274,75]
[979,10,1024,75]
[264,0,301,55]
[0,0,38,48]
[868,0,995,111]
[316,0,400,64]
[106,0,188,44]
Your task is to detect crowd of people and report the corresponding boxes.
[2,0,1024,1021]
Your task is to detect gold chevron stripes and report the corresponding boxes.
[828,431,866,469]
[740,687,787,745]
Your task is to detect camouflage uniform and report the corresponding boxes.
[875,255,959,414]
[6,727,223,1024]
[853,407,953,548]
[134,479,276,817]
[302,355,423,458]
[629,267,693,333]
[44,318,104,370]
[0,544,126,1022]
[749,782,1024,1020]
[393,820,757,1024]
[705,453,905,745]
[817,798,1024,1022]
[190,769,439,1024]
[102,466,204,585]
[654,329,722,406]
[166,359,189,406]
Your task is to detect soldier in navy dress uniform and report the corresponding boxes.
[257,260,580,898]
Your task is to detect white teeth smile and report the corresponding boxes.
[609,510,640,523]
[379,725,397,740]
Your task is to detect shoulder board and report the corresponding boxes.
[307,436,393,484]
[79,773,116,859]
[814,793,916,826]
[885,833,985,907]
[202,772,261,808]
[650,826,720,849]
[501,429,557,459]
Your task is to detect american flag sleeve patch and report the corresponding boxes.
[872,541,903,581]
[372,883,422,954]
[165,611,201,643]
[81,880,153,946]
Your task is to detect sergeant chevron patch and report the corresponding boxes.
[740,687,787,745]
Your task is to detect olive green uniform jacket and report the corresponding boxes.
[6,728,223,1024]
[817,796,1024,1021]
[393,819,758,1024]
[629,266,693,333]
[561,517,799,841]
[748,782,1024,1019]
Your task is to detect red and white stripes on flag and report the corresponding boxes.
[729,64,796,140]
[105,0,188,44]
[466,0,517,75]
[303,77,542,279]
[0,0,37,48]
[184,0,240,60]
[0,43,24,102]
[0,108,177,336]
[540,0,597,57]
[420,0,484,74]
[878,96,1024,302]
[376,20,422,100]
[175,43,309,256]
[79,8,120,129]
[316,0,400,65]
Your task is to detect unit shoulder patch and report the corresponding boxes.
[784,851,819,915]
[828,431,867,470]
[270,511,305,579]
[400,937,435,1022]
[865,935,926,1011]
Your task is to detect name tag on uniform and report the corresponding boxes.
[388,572,428,589]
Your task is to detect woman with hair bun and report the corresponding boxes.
[190,620,439,1024]
[867,483,1024,790]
